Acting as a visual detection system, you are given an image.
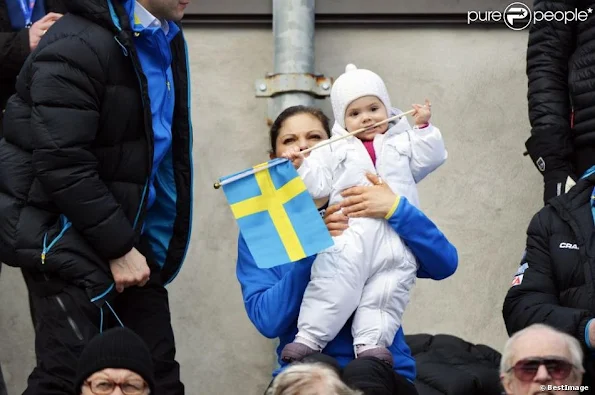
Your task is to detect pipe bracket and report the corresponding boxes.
[255,73,332,98]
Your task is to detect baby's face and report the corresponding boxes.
[344,96,389,141]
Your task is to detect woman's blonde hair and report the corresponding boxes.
[265,362,363,395]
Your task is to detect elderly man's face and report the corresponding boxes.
[501,331,583,395]
[81,368,149,395]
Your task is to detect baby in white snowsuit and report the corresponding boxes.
[281,64,448,366]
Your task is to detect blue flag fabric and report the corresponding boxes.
[221,158,334,268]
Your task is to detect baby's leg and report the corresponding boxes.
[352,250,417,366]
[281,240,368,362]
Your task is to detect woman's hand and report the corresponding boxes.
[323,204,349,237]
[280,145,304,169]
[412,99,431,127]
[340,173,399,219]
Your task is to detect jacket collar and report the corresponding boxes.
[549,172,595,247]
[550,172,595,212]
[133,1,168,33]
[61,0,132,33]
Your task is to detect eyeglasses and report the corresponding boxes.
[85,378,147,395]
[506,357,575,382]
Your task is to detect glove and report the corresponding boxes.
[543,170,577,205]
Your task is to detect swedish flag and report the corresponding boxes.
[221,158,334,268]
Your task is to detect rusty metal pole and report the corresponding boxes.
[255,0,331,126]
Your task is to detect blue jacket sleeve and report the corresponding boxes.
[235,234,314,339]
[387,197,458,280]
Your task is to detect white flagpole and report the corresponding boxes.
[300,109,415,156]
[213,109,415,189]
[214,158,286,189]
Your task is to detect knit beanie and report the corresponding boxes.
[74,327,155,394]
[331,63,392,129]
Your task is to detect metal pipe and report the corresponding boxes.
[270,0,316,122]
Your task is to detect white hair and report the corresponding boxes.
[265,362,364,395]
[500,324,585,375]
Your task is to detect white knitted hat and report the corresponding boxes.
[330,63,392,128]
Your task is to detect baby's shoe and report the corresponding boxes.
[356,345,394,367]
[281,342,318,363]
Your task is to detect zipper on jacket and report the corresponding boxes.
[109,8,153,234]
[41,216,72,265]
[133,181,148,230]
[377,132,386,178]
[54,294,84,341]
[161,31,172,99]
[130,57,152,232]
[165,34,193,285]
[163,64,171,104]
[113,36,129,56]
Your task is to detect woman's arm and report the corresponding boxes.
[335,173,457,280]
[236,234,315,338]
[385,195,458,280]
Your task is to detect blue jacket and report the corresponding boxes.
[236,197,458,381]
[122,0,178,211]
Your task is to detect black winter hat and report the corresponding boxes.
[74,327,155,394]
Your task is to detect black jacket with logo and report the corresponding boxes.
[526,0,595,201]
[503,173,595,382]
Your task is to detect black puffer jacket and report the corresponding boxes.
[503,172,595,385]
[405,334,502,395]
[0,0,67,133]
[526,0,595,200]
[0,0,193,305]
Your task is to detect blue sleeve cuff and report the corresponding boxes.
[585,319,594,349]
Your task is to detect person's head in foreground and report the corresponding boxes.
[265,362,363,395]
[500,324,585,395]
[75,327,155,395]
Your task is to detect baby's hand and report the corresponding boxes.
[281,146,305,169]
[412,99,431,127]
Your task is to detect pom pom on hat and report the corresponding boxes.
[345,63,358,72]
[330,63,392,128]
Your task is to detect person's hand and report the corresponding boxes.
[340,173,399,219]
[281,145,305,169]
[412,99,431,126]
[109,247,151,293]
[324,203,349,236]
[29,13,63,51]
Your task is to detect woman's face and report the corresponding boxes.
[272,113,329,159]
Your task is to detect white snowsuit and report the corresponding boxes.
[295,108,447,350]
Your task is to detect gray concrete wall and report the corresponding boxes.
[0,26,540,394]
